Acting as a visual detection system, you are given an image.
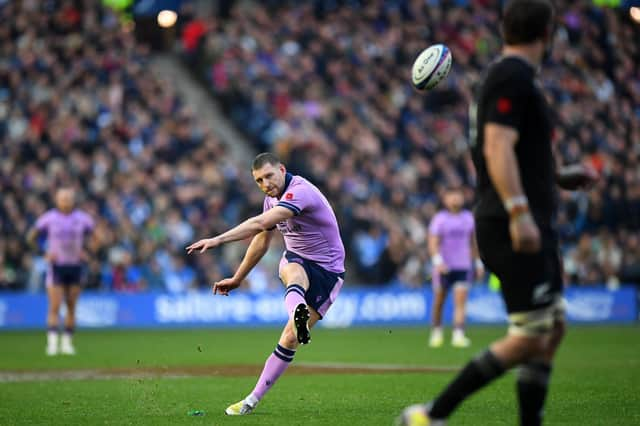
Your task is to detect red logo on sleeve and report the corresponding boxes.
[285,193,294,200]
[496,97,512,114]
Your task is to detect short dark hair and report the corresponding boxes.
[252,152,281,170]
[502,0,554,45]
[445,185,463,193]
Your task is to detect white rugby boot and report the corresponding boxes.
[225,394,258,415]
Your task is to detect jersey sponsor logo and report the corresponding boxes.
[277,222,302,234]
[496,97,512,114]
[285,192,294,200]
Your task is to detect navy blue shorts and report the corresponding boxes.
[279,251,345,318]
[51,264,83,286]
[432,269,472,291]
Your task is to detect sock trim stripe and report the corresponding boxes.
[474,350,505,378]
[276,344,296,357]
[273,350,294,363]
[285,285,306,297]
[285,290,305,300]
[286,284,306,293]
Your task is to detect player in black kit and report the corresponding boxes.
[397,1,598,425]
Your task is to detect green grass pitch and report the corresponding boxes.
[0,326,638,425]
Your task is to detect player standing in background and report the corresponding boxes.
[428,187,483,349]
[27,188,95,356]
[398,0,597,424]
[187,153,346,416]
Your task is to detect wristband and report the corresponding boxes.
[432,254,443,266]
[504,196,529,218]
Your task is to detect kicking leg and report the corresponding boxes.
[226,262,314,416]
[61,285,81,355]
[226,308,321,415]
[46,285,63,356]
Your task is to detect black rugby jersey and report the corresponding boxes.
[470,56,556,230]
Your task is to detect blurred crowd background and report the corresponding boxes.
[1,0,639,293]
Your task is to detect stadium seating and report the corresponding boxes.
[1,0,638,291]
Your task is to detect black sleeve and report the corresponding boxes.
[483,75,530,130]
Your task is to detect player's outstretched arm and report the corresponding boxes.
[213,231,273,296]
[186,206,293,254]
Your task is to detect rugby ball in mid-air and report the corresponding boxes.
[411,44,452,90]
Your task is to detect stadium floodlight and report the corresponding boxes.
[157,9,177,28]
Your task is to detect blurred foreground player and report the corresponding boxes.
[27,188,94,356]
[427,187,483,348]
[398,0,597,424]
[187,153,345,415]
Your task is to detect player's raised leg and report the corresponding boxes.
[280,262,312,344]
[225,307,321,415]
[225,262,313,415]
[46,283,63,356]
[61,285,81,355]
[451,282,470,348]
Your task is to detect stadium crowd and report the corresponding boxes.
[182,0,640,287]
[0,0,270,292]
[0,0,638,292]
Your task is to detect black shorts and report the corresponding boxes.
[475,218,563,315]
[280,251,345,319]
[51,264,84,286]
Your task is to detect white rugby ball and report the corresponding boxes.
[411,44,452,90]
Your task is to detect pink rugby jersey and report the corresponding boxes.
[35,209,94,265]
[428,210,475,270]
[263,174,345,274]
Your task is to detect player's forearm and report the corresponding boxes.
[484,139,529,217]
[215,216,270,245]
[428,235,441,258]
[233,233,270,281]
